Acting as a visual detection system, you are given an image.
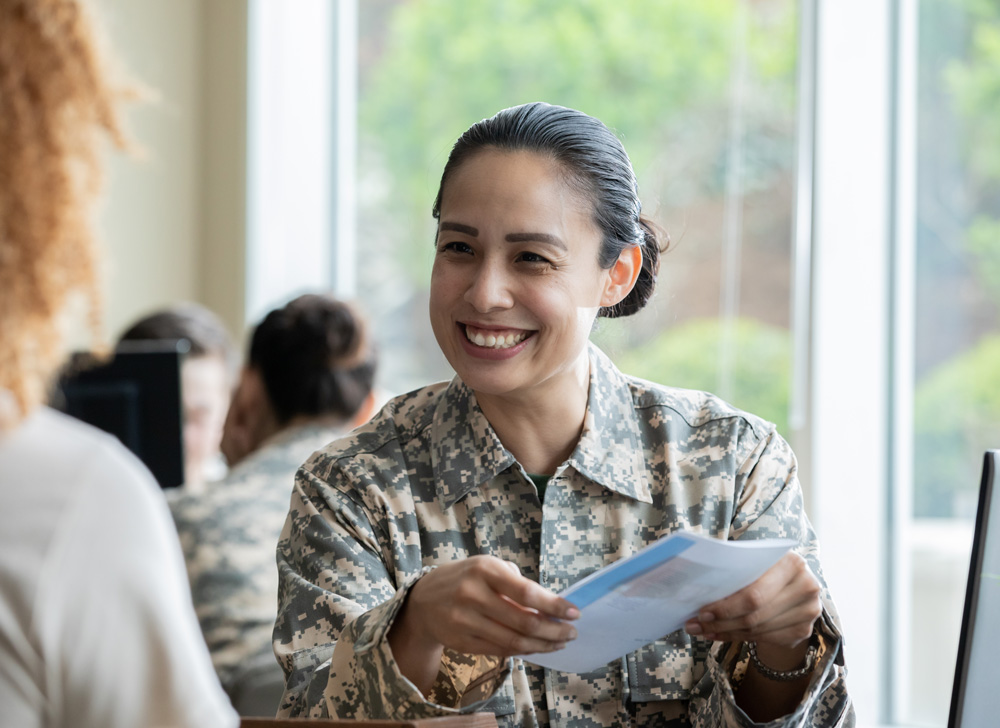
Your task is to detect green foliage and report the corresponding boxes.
[608,317,791,435]
[357,0,798,286]
[945,15,1000,181]
[363,0,733,174]
[943,0,1000,302]
[968,216,1000,308]
[914,334,1000,517]
[916,0,1000,519]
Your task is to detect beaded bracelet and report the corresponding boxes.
[747,641,818,682]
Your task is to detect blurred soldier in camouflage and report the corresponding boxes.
[273,104,853,727]
[170,293,377,716]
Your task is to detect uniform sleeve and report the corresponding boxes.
[688,426,854,727]
[40,446,238,728]
[169,482,275,693]
[273,464,508,719]
[168,495,225,672]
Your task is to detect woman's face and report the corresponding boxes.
[430,149,620,403]
[180,354,230,486]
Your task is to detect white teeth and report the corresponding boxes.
[466,327,528,349]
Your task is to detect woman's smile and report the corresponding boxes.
[455,322,535,361]
[462,323,532,350]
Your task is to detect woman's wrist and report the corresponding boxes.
[745,622,823,680]
[747,640,817,681]
[387,580,445,695]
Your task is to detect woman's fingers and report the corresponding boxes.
[696,583,819,636]
[695,596,820,644]
[406,555,578,657]
[484,561,580,621]
[684,551,821,647]
[467,560,579,654]
[451,599,576,656]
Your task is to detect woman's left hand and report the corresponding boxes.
[684,551,822,649]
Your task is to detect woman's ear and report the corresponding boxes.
[600,244,643,308]
[220,367,275,467]
[349,391,378,429]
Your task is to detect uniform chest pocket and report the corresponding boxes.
[626,631,707,703]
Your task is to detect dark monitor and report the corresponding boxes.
[54,340,187,489]
[948,450,1000,728]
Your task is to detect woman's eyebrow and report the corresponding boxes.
[439,222,479,236]
[506,232,567,250]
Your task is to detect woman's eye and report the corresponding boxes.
[518,251,551,265]
[440,241,473,255]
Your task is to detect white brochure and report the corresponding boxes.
[519,531,795,673]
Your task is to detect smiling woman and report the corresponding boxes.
[272,103,852,727]
[429,150,638,440]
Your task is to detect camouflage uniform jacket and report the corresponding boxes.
[170,423,346,691]
[274,345,853,727]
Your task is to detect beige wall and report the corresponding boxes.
[93,0,249,347]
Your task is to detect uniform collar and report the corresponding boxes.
[431,378,517,510]
[430,343,651,509]
[565,344,652,504]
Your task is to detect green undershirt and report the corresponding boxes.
[527,473,551,504]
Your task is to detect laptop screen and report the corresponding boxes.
[54,342,186,490]
[948,450,999,728]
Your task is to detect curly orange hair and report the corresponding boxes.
[0,0,132,427]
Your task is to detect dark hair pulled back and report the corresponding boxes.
[432,102,666,318]
[249,294,376,425]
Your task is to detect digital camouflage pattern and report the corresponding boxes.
[274,345,854,727]
[169,423,347,694]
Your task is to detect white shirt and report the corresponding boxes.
[0,406,238,728]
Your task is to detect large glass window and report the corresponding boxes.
[355,0,800,439]
[245,2,1000,724]
[904,0,1000,724]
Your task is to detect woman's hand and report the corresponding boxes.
[684,551,823,721]
[684,551,821,652]
[388,555,579,694]
[396,555,579,656]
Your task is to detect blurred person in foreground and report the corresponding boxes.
[169,293,377,716]
[0,1,237,726]
[118,302,237,491]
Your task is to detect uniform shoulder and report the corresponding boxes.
[173,424,347,521]
[302,382,449,472]
[625,374,775,440]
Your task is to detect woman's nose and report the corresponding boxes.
[464,261,514,312]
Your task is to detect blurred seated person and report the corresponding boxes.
[118,302,237,491]
[0,1,237,726]
[168,293,377,716]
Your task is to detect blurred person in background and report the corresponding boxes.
[0,1,237,726]
[169,293,377,716]
[118,302,237,491]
